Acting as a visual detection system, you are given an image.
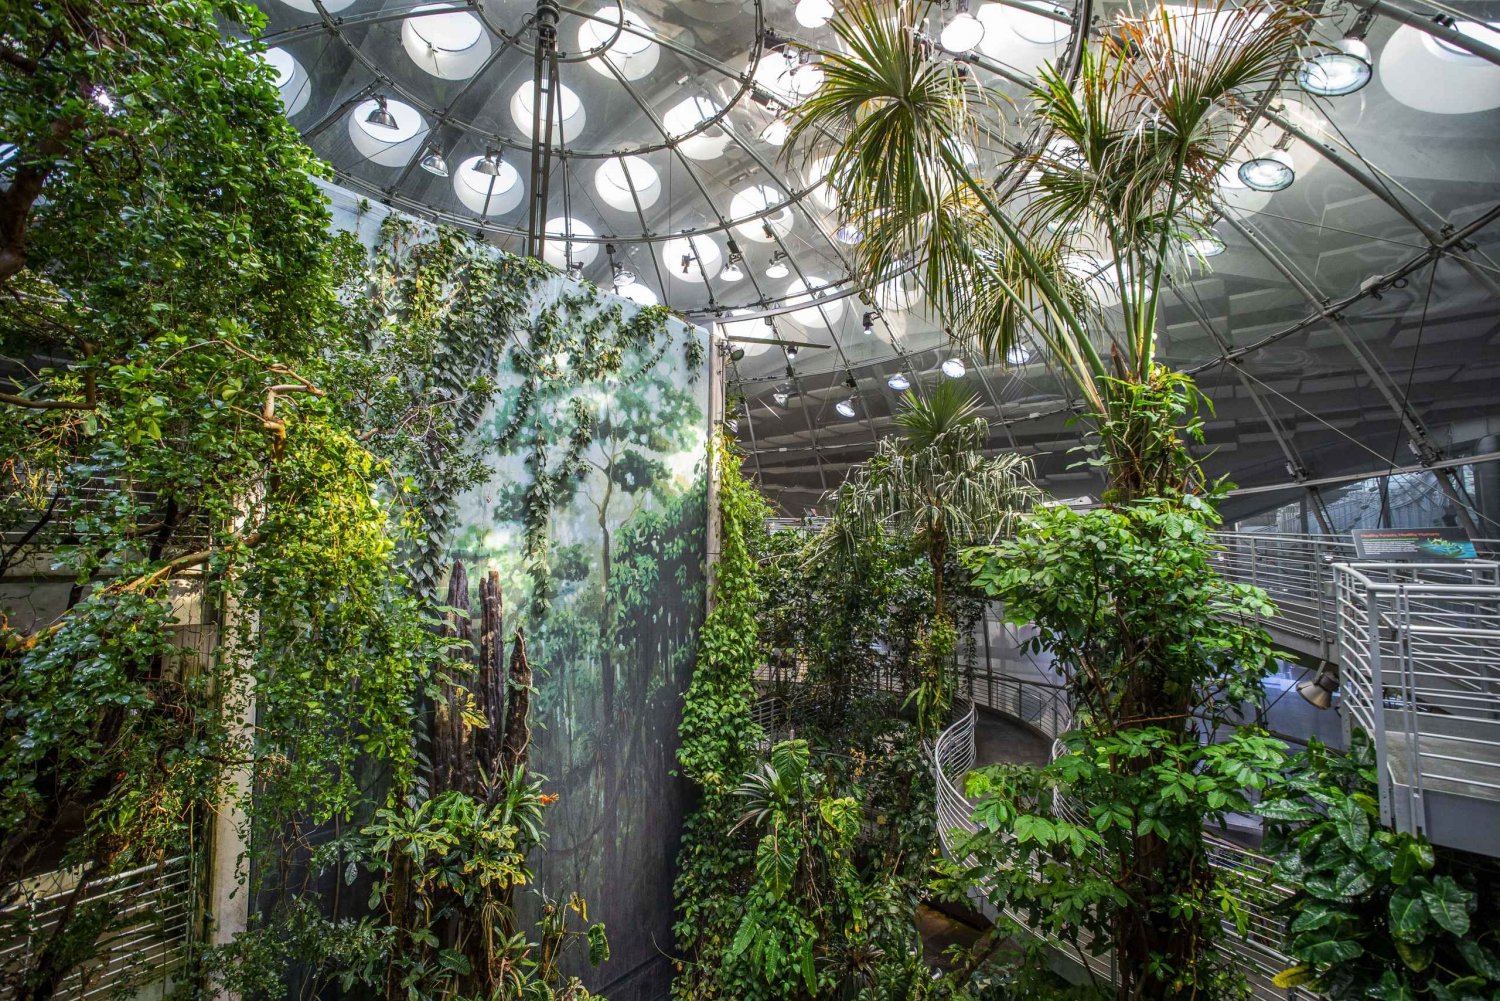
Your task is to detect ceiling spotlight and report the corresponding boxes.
[366,95,399,130]
[1238,148,1295,192]
[795,0,835,29]
[786,343,800,360]
[835,398,857,418]
[1296,664,1340,710]
[861,311,876,334]
[766,251,790,279]
[844,374,858,390]
[566,260,584,281]
[887,373,910,391]
[1005,343,1033,366]
[1297,37,1373,96]
[941,357,966,378]
[474,146,505,176]
[419,146,449,177]
[773,388,790,406]
[606,245,636,288]
[1187,233,1227,258]
[940,0,986,53]
[730,346,746,362]
[720,260,744,282]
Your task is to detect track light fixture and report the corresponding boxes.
[785,343,800,360]
[1297,664,1340,710]
[366,95,399,130]
[861,311,876,334]
[1239,135,1295,192]
[773,387,790,407]
[887,373,910,391]
[419,145,449,176]
[766,251,790,279]
[606,244,635,289]
[474,146,505,176]
[835,398,857,418]
[941,357,966,378]
[1298,11,1375,97]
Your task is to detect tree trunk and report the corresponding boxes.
[477,570,505,777]
[499,629,531,778]
[435,562,473,794]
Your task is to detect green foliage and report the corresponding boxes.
[1259,733,1500,1000]
[674,442,952,1001]
[0,3,448,993]
[208,777,608,1001]
[964,494,1277,730]
[958,453,1283,996]
[673,436,771,997]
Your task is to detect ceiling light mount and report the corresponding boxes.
[1297,15,1374,97]
[1238,141,1295,192]
[419,145,449,176]
[474,145,505,176]
[366,95,399,130]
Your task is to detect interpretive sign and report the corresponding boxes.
[1350,527,1478,561]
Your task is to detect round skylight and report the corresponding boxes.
[260,47,310,116]
[617,282,659,306]
[402,4,491,80]
[579,7,660,80]
[977,2,1069,73]
[662,97,730,161]
[731,186,795,243]
[806,157,841,211]
[1381,23,1500,114]
[595,156,661,210]
[752,53,799,105]
[348,98,428,167]
[543,218,599,270]
[784,276,845,327]
[663,235,723,281]
[453,155,524,215]
[277,0,355,11]
[510,83,586,143]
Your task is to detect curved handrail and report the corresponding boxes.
[933,681,1315,1000]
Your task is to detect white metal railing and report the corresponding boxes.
[934,680,1313,1000]
[0,855,194,999]
[1212,532,1500,657]
[1334,561,1500,846]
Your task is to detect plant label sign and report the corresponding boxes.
[1350,527,1477,561]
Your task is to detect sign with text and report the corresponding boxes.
[1350,527,1478,561]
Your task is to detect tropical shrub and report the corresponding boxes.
[1260,733,1500,1000]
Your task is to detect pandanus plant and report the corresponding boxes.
[788,0,1312,498]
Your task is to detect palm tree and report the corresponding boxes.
[789,0,1311,496]
[815,384,1035,730]
[824,382,1035,618]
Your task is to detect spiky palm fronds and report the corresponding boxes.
[813,388,1036,612]
[789,0,1312,414]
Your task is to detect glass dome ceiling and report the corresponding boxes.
[247,0,1500,516]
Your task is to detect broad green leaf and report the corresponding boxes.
[1389,888,1430,941]
[1420,875,1473,937]
[1330,797,1371,851]
[1272,965,1314,988]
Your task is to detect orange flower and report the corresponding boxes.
[538,792,560,805]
